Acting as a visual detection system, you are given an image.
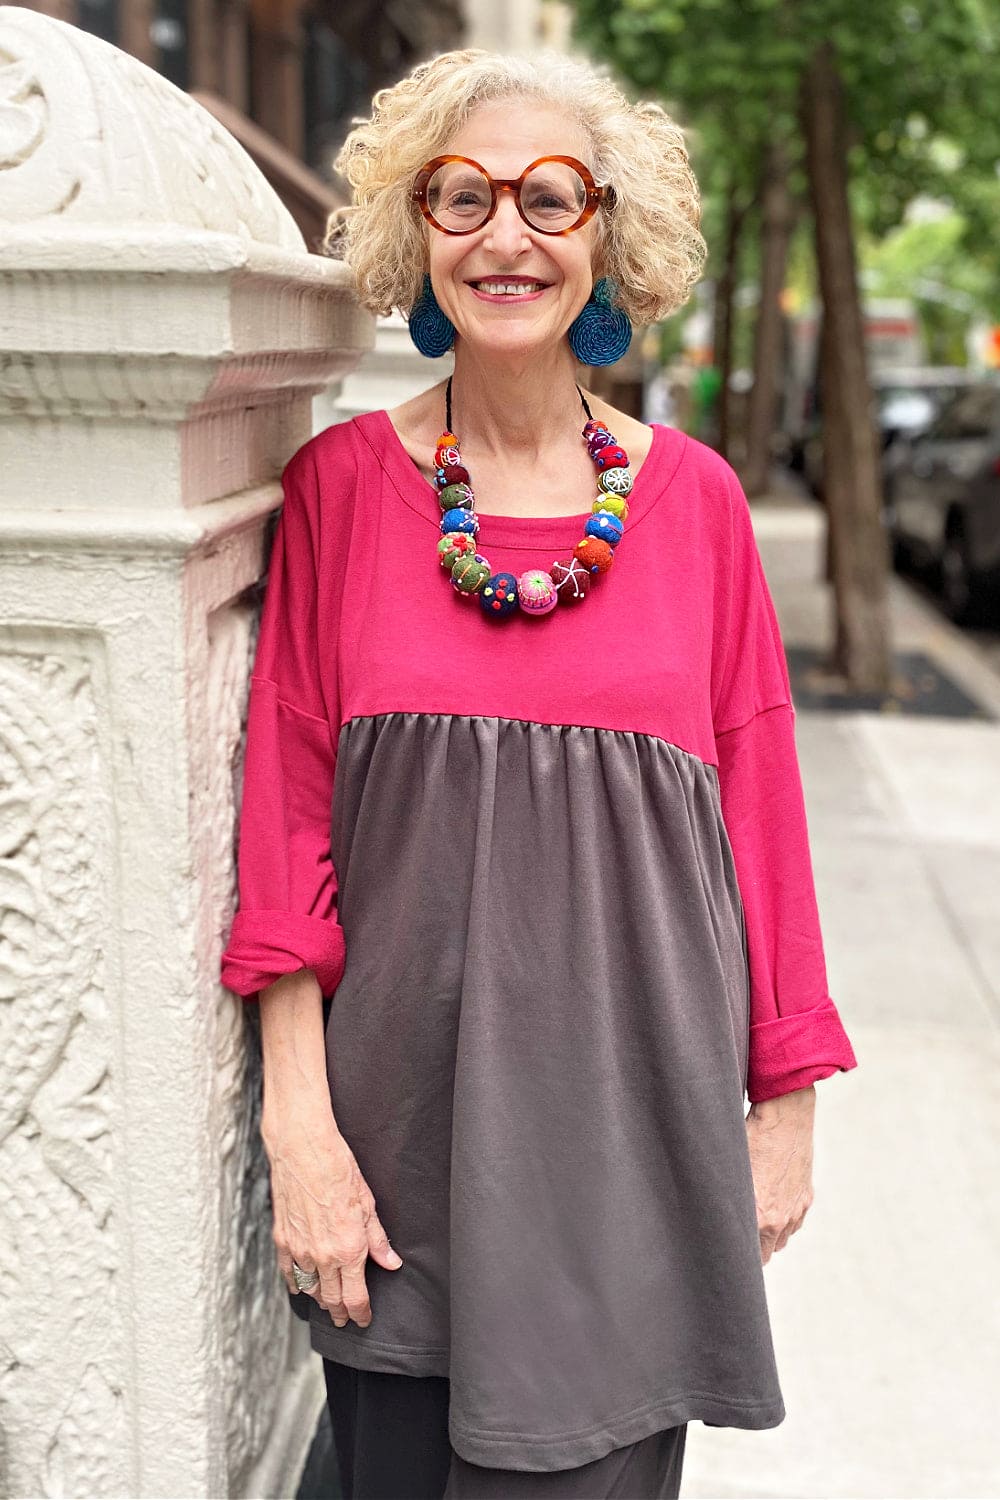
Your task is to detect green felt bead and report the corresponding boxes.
[592,493,628,520]
[451,553,491,593]
[438,532,477,569]
[439,482,474,511]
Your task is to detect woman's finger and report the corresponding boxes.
[758,1224,779,1264]
[319,1263,348,1325]
[339,1255,373,1328]
[366,1210,404,1270]
[287,1250,321,1298]
[276,1241,314,1297]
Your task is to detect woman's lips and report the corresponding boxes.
[467,281,551,304]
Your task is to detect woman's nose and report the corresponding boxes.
[481,188,532,256]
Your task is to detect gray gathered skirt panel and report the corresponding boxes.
[309,713,784,1472]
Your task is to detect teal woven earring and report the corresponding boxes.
[567,278,632,366]
[408,274,456,358]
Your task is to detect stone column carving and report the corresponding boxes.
[330,310,453,425]
[0,8,374,1495]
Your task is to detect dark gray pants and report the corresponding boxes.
[322,1360,688,1500]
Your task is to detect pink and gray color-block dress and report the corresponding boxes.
[220,410,858,1473]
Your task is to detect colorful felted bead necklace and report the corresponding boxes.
[435,375,633,618]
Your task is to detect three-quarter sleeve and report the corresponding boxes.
[220,445,346,1001]
[711,467,858,1102]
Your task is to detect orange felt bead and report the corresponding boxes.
[573,536,615,574]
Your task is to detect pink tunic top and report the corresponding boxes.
[221,410,857,1102]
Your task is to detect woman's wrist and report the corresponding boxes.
[258,968,341,1142]
[261,1092,342,1153]
[747,1083,816,1124]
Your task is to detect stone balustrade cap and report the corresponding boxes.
[0,5,309,257]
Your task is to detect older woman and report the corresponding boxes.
[220,47,858,1500]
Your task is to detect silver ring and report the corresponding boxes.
[292,1259,320,1292]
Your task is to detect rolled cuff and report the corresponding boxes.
[747,1000,859,1103]
[220,909,346,1000]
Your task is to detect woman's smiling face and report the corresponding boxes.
[424,100,603,360]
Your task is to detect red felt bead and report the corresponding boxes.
[573,536,615,574]
[441,464,470,486]
[594,445,629,471]
[550,557,592,602]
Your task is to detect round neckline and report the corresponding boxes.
[363,407,676,551]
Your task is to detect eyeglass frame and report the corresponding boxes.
[412,154,611,237]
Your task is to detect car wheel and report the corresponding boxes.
[939,525,982,626]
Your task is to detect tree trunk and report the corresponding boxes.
[741,139,795,497]
[801,41,892,693]
[711,178,748,461]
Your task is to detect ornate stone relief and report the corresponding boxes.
[0,639,126,1498]
[203,592,300,1493]
[0,9,302,247]
[0,50,45,173]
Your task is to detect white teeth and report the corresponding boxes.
[474,282,543,296]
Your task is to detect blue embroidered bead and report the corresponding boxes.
[585,511,625,546]
[441,508,479,535]
[479,571,520,617]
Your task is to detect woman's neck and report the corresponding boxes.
[447,340,589,457]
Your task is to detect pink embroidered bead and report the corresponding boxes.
[517,569,559,614]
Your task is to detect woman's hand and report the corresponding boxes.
[263,1106,404,1327]
[745,1084,816,1264]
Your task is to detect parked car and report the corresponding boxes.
[884,378,1000,624]
[798,366,983,499]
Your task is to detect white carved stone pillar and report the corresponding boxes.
[0,8,374,1496]
[329,310,453,425]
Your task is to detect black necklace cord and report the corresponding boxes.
[445,375,594,436]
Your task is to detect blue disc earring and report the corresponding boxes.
[567,277,632,366]
[408,273,456,358]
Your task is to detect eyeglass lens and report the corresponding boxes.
[424,161,589,232]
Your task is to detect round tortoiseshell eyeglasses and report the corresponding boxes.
[412,155,611,237]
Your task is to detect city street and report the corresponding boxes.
[684,492,1000,1499]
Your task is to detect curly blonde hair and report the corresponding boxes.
[326,48,707,328]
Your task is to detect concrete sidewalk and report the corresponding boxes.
[684,498,1000,1500]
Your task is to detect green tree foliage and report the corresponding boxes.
[570,0,1000,277]
[568,0,1000,691]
